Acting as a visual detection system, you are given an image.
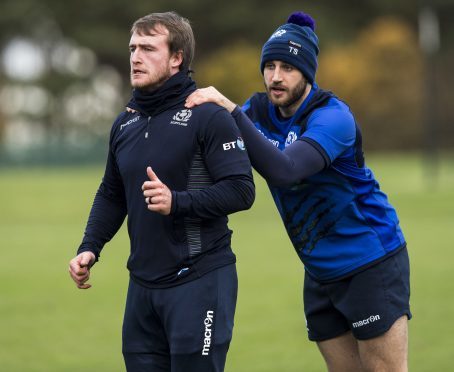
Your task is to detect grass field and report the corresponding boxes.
[1,152,453,371]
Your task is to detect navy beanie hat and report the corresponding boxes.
[260,12,319,84]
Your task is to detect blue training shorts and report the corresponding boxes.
[303,246,411,341]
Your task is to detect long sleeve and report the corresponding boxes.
[170,107,255,219]
[231,106,327,187]
[77,136,127,260]
[171,174,254,219]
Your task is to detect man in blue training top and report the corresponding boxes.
[68,11,255,372]
[186,11,411,372]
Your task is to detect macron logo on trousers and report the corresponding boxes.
[202,310,214,356]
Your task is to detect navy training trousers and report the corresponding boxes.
[122,264,238,372]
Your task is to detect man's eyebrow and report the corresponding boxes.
[129,43,154,48]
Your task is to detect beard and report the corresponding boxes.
[130,65,172,91]
[265,77,308,109]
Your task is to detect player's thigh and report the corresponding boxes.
[317,331,363,372]
[123,352,170,372]
[304,273,362,371]
[122,280,171,371]
[162,264,238,371]
[170,343,230,372]
[357,315,408,372]
[303,271,351,341]
[337,247,411,340]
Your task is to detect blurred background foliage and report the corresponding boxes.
[0,0,453,163]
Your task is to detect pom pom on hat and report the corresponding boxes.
[260,11,319,84]
[287,11,316,31]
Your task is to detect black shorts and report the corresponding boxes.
[122,264,238,372]
[304,247,411,341]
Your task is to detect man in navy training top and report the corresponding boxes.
[186,11,411,372]
[68,11,255,372]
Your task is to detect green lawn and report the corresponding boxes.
[0,153,453,371]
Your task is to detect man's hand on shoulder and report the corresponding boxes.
[185,86,236,113]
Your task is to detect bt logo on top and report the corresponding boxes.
[223,137,246,151]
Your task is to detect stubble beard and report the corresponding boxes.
[265,78,308,109]
[131,65,172,91]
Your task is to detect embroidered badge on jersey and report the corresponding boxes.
[285,131,298,147]
[170,109,192,126]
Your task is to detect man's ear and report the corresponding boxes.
[170,51,183,69]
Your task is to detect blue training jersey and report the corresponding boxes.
[243,85,405,281]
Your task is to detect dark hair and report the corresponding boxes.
[131,11,195,71]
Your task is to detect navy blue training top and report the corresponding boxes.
[238,85,405,282]
[78,102,254,288]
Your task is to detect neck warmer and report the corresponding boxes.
[127,70,196,117]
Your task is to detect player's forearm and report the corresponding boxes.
[77,187,127,260]
[218,96,236,113]
[170,174,255,218]
[231,107,327,186]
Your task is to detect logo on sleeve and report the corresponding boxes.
[223,137,246,151]
[170,109,192,126]
[236,137,246,150]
